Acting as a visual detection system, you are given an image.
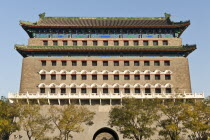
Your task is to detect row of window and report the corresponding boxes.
[43,40,169,46]
[40,88,172,94]
[41,74,171,80]
[41,60,170,67]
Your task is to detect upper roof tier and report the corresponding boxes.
[20,13,190,29]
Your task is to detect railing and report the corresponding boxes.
[8,92,205,100]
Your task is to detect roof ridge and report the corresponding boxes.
[42,17,166,20]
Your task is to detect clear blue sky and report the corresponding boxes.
[0,0,210,97]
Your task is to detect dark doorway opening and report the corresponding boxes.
[92,127,119,140]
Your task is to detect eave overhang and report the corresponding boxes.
[15,45,196,57]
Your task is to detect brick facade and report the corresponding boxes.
[20,56,191,94]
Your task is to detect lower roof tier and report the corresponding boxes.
[15,45,196,57]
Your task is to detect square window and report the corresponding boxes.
[155,88,161,93]
[81,88,87,93]
[163,40,168,46]
[92,61,97,66]
[153,41,158,46]
[144,61,150,66]
[134,75,140,80]
[61,88,66,94]
[103,75,108,80]
[103,61,108,66]
[154,61,160,66]
[166,88,172,93]
[145,88,151,94]
[114,61,119,66]
[82,61,87,66]
[82,75,87,80]
[124,41,129,46]
[164,61,170,66]
[135,88,141,93]
[71,75,76,80]
[134,41,139,46]
[134,61,139,66]
[125,88,130,93]
[43,41,48,46]
[124,75,130,80]
[124,61,129,66]
[53,41,58,46]
[41,75,46,80]
[62,61,67,66]
[114,75,119,80]
[165,75,171,80]
[71,88,76,93]
[92,75,97,80]
[114,41,119,46]
[93,41,98,46]
[41,60,46,66]
[92,88,97,93]
[103,88,108,94]
[73,41,77,46]
[40,88,45,93]
[51,75,56,80]
[61,75,66,80]
[145,75,150,80]
[103,41,108,46]
[72,61,77,66]
[83,41,87,46]
[114,88,119,93]
[50,88,55,93]
[155,75,160,80]
[143,41,148,46]
[51,61,56,66]
[63,41,68,46]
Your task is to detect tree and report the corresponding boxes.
[108,98,160,140]
[49,105,95,140]
[204,96,210,104]
[183,102,210,140]
[19,104,52,140]
[0,97,20,140]
[158,102,186,140]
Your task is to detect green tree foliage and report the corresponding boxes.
[0,97,20,140]
[49,105,95,140]
[183,102,210,140]
[19,104,52,140]
[204,96,210,104]
[158,102,187,140]
[108,98,160,140]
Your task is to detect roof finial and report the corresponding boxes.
[39,12,46,19]
[164,13,171,19]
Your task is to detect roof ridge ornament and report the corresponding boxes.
[39,12,46,19]
[164,13,171,19]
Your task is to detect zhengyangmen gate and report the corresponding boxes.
[9,13,204,140]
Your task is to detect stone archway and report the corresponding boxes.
[92,127,119,140]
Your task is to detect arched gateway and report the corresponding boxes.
[93,127,119,140]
